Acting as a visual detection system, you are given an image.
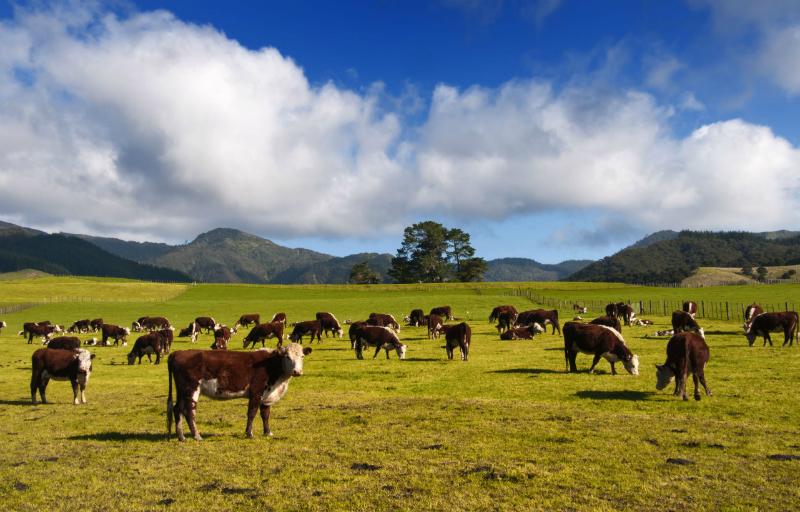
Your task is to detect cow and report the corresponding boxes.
[178,322,201,343]
[195,317,220,334]
[744,304,764,331]
[436,324,457,337]
[429,306,452,321]
[143,316,171,331]
[563,322,639,375]
[648,329,675,337]
[589,316,622,333]
[348,321,368,350]
[408,309,426,327]
[605,303,618,318]
[573,304,588,314]
[31,348,95,405]
[132,317,148,332]
[73,319,91,333]
[83,338,100,346]
[0,320,5,334]
[655,332,712,401]
[495,311,517,333]
[66,325,78,334]
[128,332,167,365]
[234,314,260,331]
[671,311,704,337]
[54,325,67,336]
[744,312,799,347]
[489,305,518,324]
[634,319,654,326]
[369,313,400,332]
[427,314,444,339]
[90,318,104,332]
[288,321,322,344]
[210,326,234,349]
[516,309,560,335]
[444,322,472,361]
[618,304,636,326]
[27,324,60,344]
[682,301,698,319]
[270,313,287,327]
[243,323,285,349]
[352,326,407,360]
[101,324,131,347]
[316,312,344,338]
[166,344,312,441]
[499,324,544,340]
[47,337,82,350]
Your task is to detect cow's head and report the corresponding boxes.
[126,350,137,365]
[132,322,141,332]
[655,363,675,390]
[396,343,408,360]
[696,327,705,339]
[279,343,312,376]
[744,330,758,346]
[213,323,221,331]
[75,350,95,382]
[123,327,131,335]
[336,328,344,338]
[531,323,545,334]
[53,325,62,333]
[403,316,411,322]
[0,321,6,328]
[623,354,639,375]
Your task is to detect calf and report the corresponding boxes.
[499,324,544,340]
[352,326,407,360]
[132,317,148,332]
[744,304,764,331]
[655,332,712,401]
[489,305,518,323]
[682,301,698,319]
[348,321,368,349]
[243,323,285,349]
[90,318,104,332]
[427,314,444,339]
[31,348,95,405]
[605,303,618,318]
[589,316,622,333]
[495,311,517,333]
[618,304,636,326]
[573,304,588,314]
[195,317,220,334]
[166,344,312,441]
[101,324,131,347]
[563,322,639,375]
[73,319,91,333]
[178,322,201,343]
[671,311,704,337]
[429,306,452,321]
[744,312,799,347]
[47,337,82,350]
[128,332,167,365]
[369,313,400,332]
[445,322,472,361]
[316,312,344,338]
[408,309,426,327]
[270,313,287,327]
[516,309,560,335]
[288,321,322,344]
[234,314,261,331]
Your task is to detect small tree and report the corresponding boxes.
[756,266,769,281]
[349,261,383,285]
[741,266,753,277]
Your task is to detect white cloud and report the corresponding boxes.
[761,25,800,95]
[644,56,683,91]
[679,91,706,111]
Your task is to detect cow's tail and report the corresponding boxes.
[681,335,691,388]
[166,357,174,441]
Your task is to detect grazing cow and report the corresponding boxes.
[73,319,91,333]
[445,322,472,361]
[27,324,60,344]
[243,323,285,349]
[157,328,175,354]
[288,321,322,344]
[270,313,287,327]
[316,312,344,338]
[132,317,148,332]
[671,311,704,337]
[499,324,544,340]
[429,306,452,321]
[427,314,444,339]
[589,316,622,333]
[409,309,426,327]
[128,332,167,365]
[563,322,639,375]
[348,321,368,350]
[178,322,201,343]
[31,348,95,405]
[744,312,799,347]
[166,344,312,441]
[211,326,234,350]
[605,303,618,318]
[142,316,171,331]
[234,314,261,331]
[369,313,400,332]
[682,301,698,319]
[90,318,104,332]
[489,305,518,323]
[495,311,517,333]
[195,317,219,334]
[744,304,764,330]
[352,326,407,360]
[618,304,636,326]
[573,304,588,314]
[516,309,560,335]
[101,324,131,347]
[656,332,712,401]
[47,337,82,350]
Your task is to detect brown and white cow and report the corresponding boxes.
[178,322,201,343]
[563,322,639,375]
[369,313,400,332]
[234,314,261,331]
[489,305,518,324]
[132,317,149,332]
[31,348,95,405]
[157,328,175,354]
[682,301,698,319]
[166,344,312,441]
[128,332,167,365]
[656,332,712,401]
[589,316,622,333]
[516,309,560,335]
[195,317,220,334]
[605,303,618,318]
[0,320,5,334]
[634,319,654,326]
[211,326,234,350]
[427,314,444,339]
[671,311,704,338]
[288,321,322,344]
[348,321,368,350]
[316,312,344,338]
[499,324,545,340]
[101,324,131,347]
[618,304,637,326]
[90,318,104,332]
[495,311,517,333]
[352,326,407,360]
[573,304,588,314]
[243,323,285,349]
[47,336,82,350]
[73,319,91,333]
[445,322,472,361]
[744,312,799,347]
[270,313,287,327]
[429,306,452,321]
[142,316,171,331]
[743,304,764,331]
[408,309,426,327]
[27,324,60,344]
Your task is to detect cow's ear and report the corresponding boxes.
[90,353,96,359]
[277,346,286,355]
[303,347,313,356]
[655,364,663,370]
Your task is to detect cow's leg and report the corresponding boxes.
[30,371,41,404]
[260,404,272,436]
[186,399,202,441]
[38,375,50,404]
[461,343,469,361]
[764,333,772,347]
[174,396,186,441]
[245,396,261,439]
[698,370,712,396]
[372,345,381,359]
[71,379,80,405]
[356,341,364,360]
[147,353,153,364]
[446,345,453,359]
[783,327,792,347]
[588,354,603,374]
[155,352,161,365]
[566,351,578,372]
[80,383,87,404]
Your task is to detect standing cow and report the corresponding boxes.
[352,326,407,360]
[744,312,799,347]
[101,324,131,347]
[369,313,400,332]
[288,321,322,344]
[671,311,704,337]
[348,321,368,350]
[234,314,261,331]
[656,332,712,401]
[31,348,95,405]
[605,303,618,318]
[408,309,426,327]
[243,323,285,349]
[573,304,588,314]
[743,304,764,331]
[316,312,344,338]
[90,318,104,332]
[72,319,91,333]
[128,332,167,365]
[682,301,698,319]
[178,322,201,343]
[563,322,639,375]
[429,306,452,322]
[516,310,560,335]
[495,311,517,333]
[270,313,287,327]
[444,322,472,361]
[427,314,444,339]
[489,305,518,324]
[618,304,636,326]
[195,317,219,334]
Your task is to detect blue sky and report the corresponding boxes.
[1,1,799,262]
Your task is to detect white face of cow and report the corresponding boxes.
[696,327,705,339]
[745,332,758,346]
[1,321,6,328]
[75,350,95,382]
[124,327,131,335]
[396,344,407,360]
[282,343,312,376]
[655,364,675,390]
[623,354,639,375]
[531,323,545,334]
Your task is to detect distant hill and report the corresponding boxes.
[621,230,679,251]
[0,220,47,236]
[484,258,593,282]
[564,230,800,283]
[68,233,175,262]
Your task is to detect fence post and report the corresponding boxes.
[726,302,729,321]
[701,301,705,318]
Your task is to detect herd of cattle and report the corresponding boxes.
[6,299,798,440]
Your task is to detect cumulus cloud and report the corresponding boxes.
[679,91,706,111]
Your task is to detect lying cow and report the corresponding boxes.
[499,324,545,340]
[101,324,131,347]
[90,318,104,332]
[744,304,764,331]
[352,326,407,360]
[316,312,344,338]
[166,344,312,441]
[445,322,472,361]
[195,317,220,334]
[128,332,167,365]
[563,322,639,375]
[178,322,201,343]
[0,320,5,334]
[234,314,261,331]
[744,312,799,347]
[270,313,287,327]
[427,314,444,339]
[634,319,654,326]
[369,313,400,332]
[656,332,712,401]
[489,305,518,324]
[429,306,452,321]
[243,322,285,349]
[671,311,704,338]
[31,348,95,405]
[408,309,426,327]
[648,329,675,337]
[47,337,82,350]
[682,301,698,319]
[495,311,517,333]
[289,321,322,344]
[573,304,588,314]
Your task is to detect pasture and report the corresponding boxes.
[0,280,799,510]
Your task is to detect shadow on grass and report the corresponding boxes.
[67,432,178,442]
[491,368,561,375]
[0,399,32,406]
[575,390,654,401]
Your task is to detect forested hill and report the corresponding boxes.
[485,258,593,282]
[563,231,800,283]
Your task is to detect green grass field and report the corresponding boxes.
[0,279,799,510]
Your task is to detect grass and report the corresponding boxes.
[682,265,800,287]
[0,276,190,305]
[0,270,52,282]
[0,280,799,510]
